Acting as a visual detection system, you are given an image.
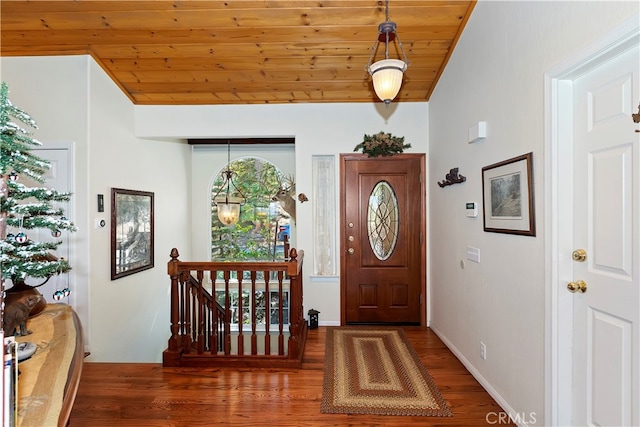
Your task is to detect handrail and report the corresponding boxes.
[163,248,306,368]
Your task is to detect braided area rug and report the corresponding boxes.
[320,327,452,417]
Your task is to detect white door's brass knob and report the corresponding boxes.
[567,280,587,293]
[572,249,587,262]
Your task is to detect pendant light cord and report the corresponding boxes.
[225,141,231,201]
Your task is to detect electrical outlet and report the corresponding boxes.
[480,342,487,360]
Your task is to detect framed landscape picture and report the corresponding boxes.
[111,188,154,280]
[481,152,535,236]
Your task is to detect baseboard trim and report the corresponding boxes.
[318,320,341,327]
[429,325,531,427]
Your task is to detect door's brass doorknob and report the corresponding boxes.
[572,249,587,262]
[567,280,587,293]
[347,248,355,255]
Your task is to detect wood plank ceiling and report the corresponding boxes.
[0,1,476,105]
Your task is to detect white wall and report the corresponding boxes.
[135,102,429,324]
[428,1,639,425]
[1,56,192,362]
[85,60,191,362]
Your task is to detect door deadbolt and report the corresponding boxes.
[567,280,587,293]
[572,249,587,262]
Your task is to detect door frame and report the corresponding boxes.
[339,153,427,326]
[543,15,639,426]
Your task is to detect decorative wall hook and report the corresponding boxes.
[438,168,466,188]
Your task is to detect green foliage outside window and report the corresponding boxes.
[211,157,288,261]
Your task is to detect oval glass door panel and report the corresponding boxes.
[367,181,399,260]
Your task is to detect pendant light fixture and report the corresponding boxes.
[365,0,410,105]
[212,141,245,226]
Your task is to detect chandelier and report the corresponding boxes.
[365,0,410,105]
[212,142,245,226]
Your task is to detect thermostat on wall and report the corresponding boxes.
[466,202,478,217]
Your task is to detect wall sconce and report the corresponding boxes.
[212,142,245,226]
[365,0,410,105]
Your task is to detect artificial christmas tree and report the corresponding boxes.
[0,81,77,330]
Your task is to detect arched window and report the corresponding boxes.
[210,157,293,328]
[210,157,291,261]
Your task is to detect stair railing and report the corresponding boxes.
[164,247,306,368]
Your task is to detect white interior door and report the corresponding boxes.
[571,46,639,426]
[16,148,72,305]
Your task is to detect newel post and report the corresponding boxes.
[167,248,181,353]
[287,248,305,360]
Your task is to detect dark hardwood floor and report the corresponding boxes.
[68,327,513,426]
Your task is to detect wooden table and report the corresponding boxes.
[16,304,83,427]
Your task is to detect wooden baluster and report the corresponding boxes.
[189,282,194,347]
[277,270,284,355]
[250,270,257,355]
[178,271,187,354]
[210,270,218,355]
[264,270,270,355]
[184,272,193,354]
[196,270,204,354]
[237,270,244,356]
[204,300,210,353]
[223,270,231,355]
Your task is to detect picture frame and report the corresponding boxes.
[111,188,154,280]
[481,152,535,236]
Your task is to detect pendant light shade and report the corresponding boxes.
[365,1,410,105]
[212,143,245,226]
[214,192,244,226]
[369,59,407,104]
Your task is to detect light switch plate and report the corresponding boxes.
[467,246,480,263]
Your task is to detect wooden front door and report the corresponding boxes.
[340,153,425,325]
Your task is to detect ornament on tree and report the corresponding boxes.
[8,171,18,182]
[14,232,28,244]
[52,290,64,301]
[51,229,61,238]
[52,270,71,301]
